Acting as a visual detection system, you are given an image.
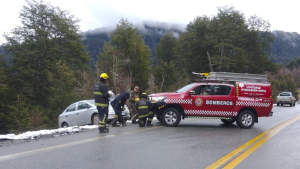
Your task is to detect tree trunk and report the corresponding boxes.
[207,51,214,72]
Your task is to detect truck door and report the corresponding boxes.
[186,85,212,117]
[209,85,236,117]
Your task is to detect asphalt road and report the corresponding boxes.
[0,104,300,169]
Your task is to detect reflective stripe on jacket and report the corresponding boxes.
[94,82,110,107]
[135,98,153,117]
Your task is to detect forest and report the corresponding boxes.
[0,1,299,134]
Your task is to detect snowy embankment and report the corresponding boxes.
[0,125,98,143]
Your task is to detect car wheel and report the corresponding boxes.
[161,108,181,127]
[236,110,255,129]
[290,103,292,107]
[293,103,295,106]
[221,118,236,125]
[92,114,99,125]
[281,103,283,106]
[61,122,69,128]
[277,103,279,106]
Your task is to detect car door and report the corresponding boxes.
[76,101,93,125]
[63,103,77,126]
[186,85,212,117]
[209,85,235,117]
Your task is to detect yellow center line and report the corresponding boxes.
[206,115,300,169]
[0,126,163,161]
[223,116,300,169]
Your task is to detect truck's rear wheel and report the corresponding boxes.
[161,108,181,127]
[236,110,255,129]
[221,118,236,125]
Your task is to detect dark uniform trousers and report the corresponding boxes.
[98,107,108,128]
[136,98,153,127]
[138,111,154,127]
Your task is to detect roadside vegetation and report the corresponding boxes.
[0,1,299,134]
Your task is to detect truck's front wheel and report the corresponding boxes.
[162,108,181,127]
[236,110,255,129]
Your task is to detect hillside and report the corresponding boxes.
[2,22,300,67]
[82,21,185,69]
[82,22,300,68]
[270,31,300,64]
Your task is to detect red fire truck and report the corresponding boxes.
[149,72,273,129]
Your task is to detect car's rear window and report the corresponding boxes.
[279,93,291,96]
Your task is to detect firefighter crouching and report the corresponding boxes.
[136,93,154,127]
[110,91,130,127]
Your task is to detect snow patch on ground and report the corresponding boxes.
[0,125,98,141]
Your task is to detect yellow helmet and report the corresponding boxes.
[141,93,147,99]
[100,73,109,79]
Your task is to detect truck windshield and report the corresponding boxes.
[176,83,198,93]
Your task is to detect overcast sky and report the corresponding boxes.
[0,0,299,44]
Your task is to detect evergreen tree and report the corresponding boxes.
[174,16,212,83]
[209,6,249,72]
[0,54,9,133]
[98,18,150,92]
[156,32,177,65]
[3,0,90,129]
[153,32,177,91]
[246,15,277,73]
[286,60,298,70]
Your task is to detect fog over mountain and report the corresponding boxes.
[82,21,186,69]
[1,21,300,67]
[82,21,300,68]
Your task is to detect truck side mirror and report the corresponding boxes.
[189,90,195,95]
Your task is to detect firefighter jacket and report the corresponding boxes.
[129,90,140,103]
[94,82,110,107]
[111,92,130,109]
[135,98,153,118]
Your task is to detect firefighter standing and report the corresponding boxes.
[136,93,154,127]
[110,91,130,127]
[94,73,110,133]
[128,86,140,124]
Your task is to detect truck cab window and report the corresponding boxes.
[213,85,231,95]
[193,85,211,95]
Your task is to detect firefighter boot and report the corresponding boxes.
[111,118,120,127]
[99,127,109,133]
[146,120,153,126]
[139,119,146,127]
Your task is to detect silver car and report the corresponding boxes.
[58,100,130,128]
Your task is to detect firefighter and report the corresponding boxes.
[136,93,154,127]
[200,88,208,95]
[110,91,130,127]
[128,86,140,124]
[94,73,111,133]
